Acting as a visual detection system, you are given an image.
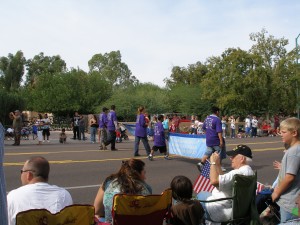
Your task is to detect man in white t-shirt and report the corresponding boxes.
[7,156,73,225]
[197,145,254,223]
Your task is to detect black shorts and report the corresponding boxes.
[152,145,167,153]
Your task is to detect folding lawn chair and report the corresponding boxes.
[199,173,260,225]
[112,189,172,225]
[16,204,95,225]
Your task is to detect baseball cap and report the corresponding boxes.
[226,144,253,159]
[14,110,20,113]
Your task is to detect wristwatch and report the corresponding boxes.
[211,162,216,165]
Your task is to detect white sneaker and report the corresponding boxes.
[148,155,153,161]
[47,140,50,143]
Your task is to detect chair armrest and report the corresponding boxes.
[198,196,233,203]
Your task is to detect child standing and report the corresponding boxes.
[148,115,170,160]
[271,117,300,223]
[169,175,204,225]
[59,128,67,144]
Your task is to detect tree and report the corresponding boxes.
[164,62,208,88]
[0,89,26,125]
[167,84,212,119]
[0,51,26,91]
[200,48,257,115]
[25,52,67,87]
[101,83,169,121]
[249,29,294,117]
[88,51,139,88]
[25,69,112,115]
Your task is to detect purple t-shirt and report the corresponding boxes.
[202,114,222,147]
[153,122,166,147]
[99,112,107,128]
[107,110,117,131]
[135,114,147,137]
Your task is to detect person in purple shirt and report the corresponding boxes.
[148,115,170,161]
[99,107,109,150]
[197,106,224,172]
[105,105,118,151]
[134,106,151,157]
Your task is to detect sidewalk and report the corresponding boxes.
[4,131,93,145]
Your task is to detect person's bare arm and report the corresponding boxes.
[209,152,223,187]
[94,185,105,219]
[218,132,223,148]
[272,174,295,202]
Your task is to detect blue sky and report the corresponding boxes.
[0,0,299,86]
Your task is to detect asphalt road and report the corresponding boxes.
[3,132,285,204]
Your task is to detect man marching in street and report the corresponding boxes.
[105,105,118,151]
[99,107,109,150]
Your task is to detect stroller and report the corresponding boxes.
[120,125,129,141]
[116,124,129,143]
[21,127,30,140]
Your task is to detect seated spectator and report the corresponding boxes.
[197,145,254,223]
[93,158,152,224]
[59,128,67,144]
[6,127,14,140]
[169,175,204,225]
[7,156,73,225]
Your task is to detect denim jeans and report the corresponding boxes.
[134,136,151,156]
[90,127,97,143]
[79,126,85,140]
[280,207,299,223]
[197,192,214,221]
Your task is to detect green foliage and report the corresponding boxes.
[0,89,26,125]
[167,84,212,118]
[25,52,67,87]
[0,29,298,121]
[164,62,208,88]
[25,69,112,116]
[88,51,139,88]
[0,51,26,91]
[100,83,169,121]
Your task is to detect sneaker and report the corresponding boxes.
[134,154,141,157]
[197,162,204,172]
[148,155,153,161]
[99,146,103,150]
[43,140,45,143]
[164,155,171,160]
[221,167,227,172]
[111,148,118,151]
[47,140,50,143]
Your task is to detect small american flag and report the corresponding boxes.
[193,160,214,193]
[256,182,265,194]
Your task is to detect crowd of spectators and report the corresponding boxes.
[2,110,299,225]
